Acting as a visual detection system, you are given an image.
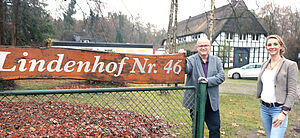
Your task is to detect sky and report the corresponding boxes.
[45,0,300,30]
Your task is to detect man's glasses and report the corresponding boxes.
[196,45,210,48]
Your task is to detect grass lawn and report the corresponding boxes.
[219,94,262,137]
[13,79,85,90]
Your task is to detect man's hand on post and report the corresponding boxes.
[178,49,186,54]
[198,77,208,83]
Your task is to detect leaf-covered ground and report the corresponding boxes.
[0,100,181,137]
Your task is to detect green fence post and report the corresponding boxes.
[192,79,208,138]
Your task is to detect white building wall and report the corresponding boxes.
[213,32,268,68]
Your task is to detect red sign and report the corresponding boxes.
[0,46,185,84]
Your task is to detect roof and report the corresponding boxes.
[52,41,153,49]
[176,0,267,41]
[74,31,92,40]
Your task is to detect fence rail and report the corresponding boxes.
[0,86,196,137]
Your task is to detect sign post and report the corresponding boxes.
[0,46,185,84]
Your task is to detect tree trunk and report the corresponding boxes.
[172,0,178,54]
[12,0,20,46]
[165,0,174,54]
[209,0,215,43]
[0,0,4,45]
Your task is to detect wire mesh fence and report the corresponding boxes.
[0,86,195,137]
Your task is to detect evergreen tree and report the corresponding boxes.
[1,0,55,46]
[63,0,76,30]
[17,0,55,46]
[115,13,124,43]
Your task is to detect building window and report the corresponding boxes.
[251,34,260,41]
[239,34,247,40]
[225,32,234,40]
[256,34,259,41]
[230,33,234,40]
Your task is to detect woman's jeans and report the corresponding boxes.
[260,103,288,138]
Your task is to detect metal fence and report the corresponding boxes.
[0,86,197,137]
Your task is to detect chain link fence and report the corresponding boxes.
[0,86,196,137]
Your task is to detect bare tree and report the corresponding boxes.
[209,0,215,43]
[257,3,300,64]
[165,0,174,54]
[257,3,280,35]
[172,0,178,53]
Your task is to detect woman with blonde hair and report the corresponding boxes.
[257,35,298,137]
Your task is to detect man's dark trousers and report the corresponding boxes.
[190,96,220,138]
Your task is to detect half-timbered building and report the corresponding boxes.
[162,0,268,68]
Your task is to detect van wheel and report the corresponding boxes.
[232,73,240,79]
